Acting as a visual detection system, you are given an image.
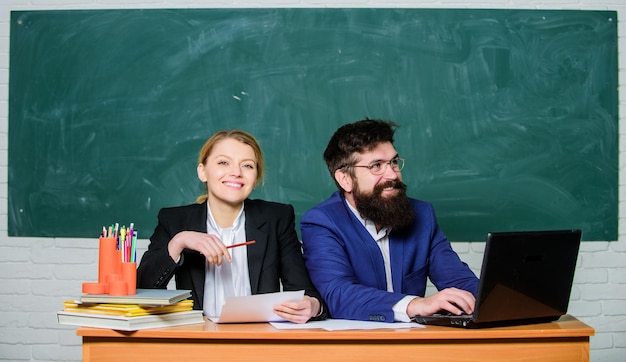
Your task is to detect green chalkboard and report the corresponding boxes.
[9,9,618,240]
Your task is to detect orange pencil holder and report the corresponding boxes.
[98,237,120,284]
[122,262,137,295]
[82,237,137,295]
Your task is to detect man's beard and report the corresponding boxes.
[352,180,416,230]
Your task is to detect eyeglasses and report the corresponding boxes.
[345,158,405,175]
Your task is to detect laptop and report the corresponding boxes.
[412,229,582,328]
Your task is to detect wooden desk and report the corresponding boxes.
[77,314,593,362]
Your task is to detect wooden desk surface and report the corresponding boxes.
[77,314,593,340]
[77,315,594,362]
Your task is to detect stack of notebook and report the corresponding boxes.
[57,289,204,331]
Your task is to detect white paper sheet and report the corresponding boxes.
[270,319,425,331]
[209,290,304,323]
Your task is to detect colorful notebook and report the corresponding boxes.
[80,289,191,306]
[57,310,204,331]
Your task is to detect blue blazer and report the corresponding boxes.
[137,199,326,320]
[301,191,478,322]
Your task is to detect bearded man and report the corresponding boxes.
[301,119,478,322]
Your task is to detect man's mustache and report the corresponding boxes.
[374,180,407,193]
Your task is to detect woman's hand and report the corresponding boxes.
[273,295,321,324]
[167,231,231,265]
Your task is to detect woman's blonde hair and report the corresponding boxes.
[195,129,264,203]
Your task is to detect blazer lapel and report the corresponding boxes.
[243,200,268,294]
[343,199,389,290]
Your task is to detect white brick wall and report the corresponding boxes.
[0,1,624,361]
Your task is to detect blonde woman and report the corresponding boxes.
[138,130,326,323]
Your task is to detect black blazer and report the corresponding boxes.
[137,199,327,319]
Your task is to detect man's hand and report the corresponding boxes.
[407,288,475,318]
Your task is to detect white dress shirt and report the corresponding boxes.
[203,202,251,317]
[346,201,415,322]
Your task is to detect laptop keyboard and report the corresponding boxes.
[433,309,471,318]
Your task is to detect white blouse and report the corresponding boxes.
[202,202,251,317]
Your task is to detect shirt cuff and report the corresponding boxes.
[315,303,324,317]
[172,252,184,265]
[392,295,416,322]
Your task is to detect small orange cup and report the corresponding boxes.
[122,262,137,295]
[108,280,128,296]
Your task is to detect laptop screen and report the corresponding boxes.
[473,229,582,324]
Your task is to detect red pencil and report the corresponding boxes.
[227,240,256,249]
